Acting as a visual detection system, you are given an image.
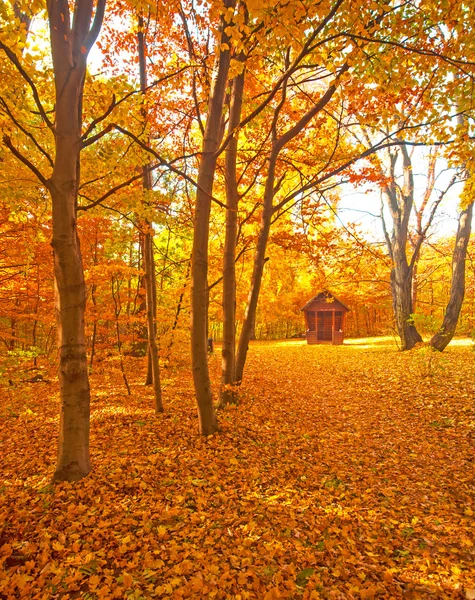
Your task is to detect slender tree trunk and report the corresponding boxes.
[47,0,106,482]
[10,316,16,351]
[220,68,245,407]
[32,268,40,366]
[126,241,133,317]
[111,276,131,396]
[137,18,162,409]
[191,1,235,434]
[144,221,163,411]
[431,202,473,351]
[165,261,190,366]
[235,152,276,382]
[89,229,98,371]
[412,261,418,312]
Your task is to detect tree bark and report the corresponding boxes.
[390,258,422,350]
[137,19,163,410]
[235,152,276,383]
[48,0,106,481]
[143,219,163,411]
[381,142,422,350]
[220,67,245,407]
[431,201,473,351]
[232,47,346,381]
[191,1,235,434]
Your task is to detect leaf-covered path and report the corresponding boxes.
[1,339,474,599]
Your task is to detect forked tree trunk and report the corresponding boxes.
[431,201,473,351]
[48,0,106,481]
[381,142,422,351]
[390,257,422,350]
[220,68,245,406]
[191,1,235,434]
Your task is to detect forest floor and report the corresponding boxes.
[1,337,475,599]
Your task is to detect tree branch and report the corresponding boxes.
[0,97,54,168]
[0,41,54,130]
[111,124,232,210]
[81,123,114,148]
[83,0,107,53]
[3,136,50,188]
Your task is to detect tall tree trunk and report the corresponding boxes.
[144,220,163,411]
[191,1,235,434]
[381,142,422,350]
[165,261,190,366]
[235,152,276,383]
[220,68,245,406]
[431,201,473,351]
[32,265,40,367]
[48,0,106,482]
[111,275,131,396]
[411,261,419,312]
[390,256,422,350]
[89,229,99,371]
[137,18,163,410]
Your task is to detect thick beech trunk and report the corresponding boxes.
[220,69,245,406]
[51,186,90,481]
[390,256,422,350]
[431,202,473,351]
[191,1,234,434]
[47,0,105,481]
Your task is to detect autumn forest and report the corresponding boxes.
[1,0,475,598]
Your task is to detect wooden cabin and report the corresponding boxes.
[301,291,350,345]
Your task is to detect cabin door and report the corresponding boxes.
[317,311,333,341]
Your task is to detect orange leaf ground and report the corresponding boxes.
[1,338,474,599]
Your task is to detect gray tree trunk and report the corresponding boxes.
[431,202,473,351]
[381,143,422,350]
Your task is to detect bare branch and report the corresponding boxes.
[179,8,205,136]
[0,97,54,168]
[81,123,114,148]
[78,170,146,211]
[0,41,54,130]
[111,124,232,210]
[345,32,475,73]
[81,65,190,141]
[82,96,116,140]
[3,135,50,189]
[83,0,107,53]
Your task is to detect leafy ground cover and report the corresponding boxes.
[1,338,475,599]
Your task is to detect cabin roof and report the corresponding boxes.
[300,290,351,312]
